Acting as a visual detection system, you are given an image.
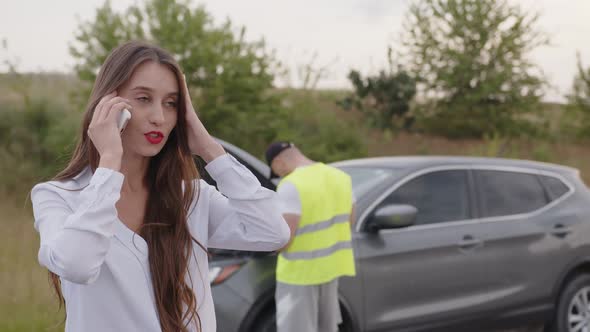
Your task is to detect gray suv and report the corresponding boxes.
[205,142,590,332]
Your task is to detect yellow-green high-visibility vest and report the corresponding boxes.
[276,163,356,285]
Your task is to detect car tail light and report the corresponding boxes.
[208,264,242,285]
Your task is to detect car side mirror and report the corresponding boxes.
[367,204,417,232]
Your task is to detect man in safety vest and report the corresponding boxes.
[265,141,356,332]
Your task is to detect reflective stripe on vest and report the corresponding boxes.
[276,163,356,285]
[295,213,349,236]
[282,240,352,260]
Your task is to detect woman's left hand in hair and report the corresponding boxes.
[181,74,225,163]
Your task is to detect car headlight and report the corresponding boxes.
[208,264,242,285]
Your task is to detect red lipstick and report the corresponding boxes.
[144,131,164,144]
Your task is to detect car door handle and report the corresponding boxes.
[457,235,483,249]
[550,224,572,238]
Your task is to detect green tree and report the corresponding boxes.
[69,0,281,154]
[564,54,590,138]
[402,0,548,138]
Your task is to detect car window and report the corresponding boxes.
[476,170,548,218]
[379,170,470,225]
[339,167,397,198]
[539,175,570,201]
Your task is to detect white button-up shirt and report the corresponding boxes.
[31,154,290,332]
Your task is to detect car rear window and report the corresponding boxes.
[539,175,570,201]
[476,170,549,218]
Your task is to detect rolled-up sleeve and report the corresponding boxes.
[31,168,124,285]
[205,154,290,251]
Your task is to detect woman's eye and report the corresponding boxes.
[137,96,149,102]
[166,101,178,108]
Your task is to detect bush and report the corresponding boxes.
[0,100,80,196]
[563,54,590,140]
[274,91,367,162]
[340,66,416,131]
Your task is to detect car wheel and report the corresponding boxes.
[250,308,276,332]
[548,274,590,332]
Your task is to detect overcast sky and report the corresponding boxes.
[1,0,589,102]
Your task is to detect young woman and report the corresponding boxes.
[31,41,290,332]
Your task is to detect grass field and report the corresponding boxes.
[0,199,63,332]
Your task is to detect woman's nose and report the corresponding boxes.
[149,105,165,125]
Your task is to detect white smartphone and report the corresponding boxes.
[117,108,132,132]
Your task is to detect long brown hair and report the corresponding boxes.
[51,41,204,332]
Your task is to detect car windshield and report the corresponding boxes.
[339,167,398,198]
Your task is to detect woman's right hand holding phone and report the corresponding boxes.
[88,91,132,171]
